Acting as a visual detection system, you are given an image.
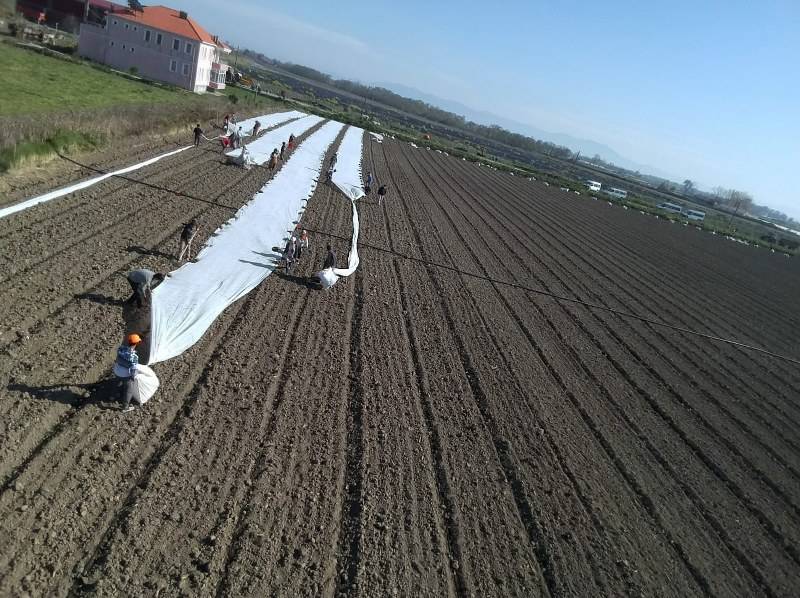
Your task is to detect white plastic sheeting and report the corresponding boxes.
[368,132,384,143]
[318,126,364,288]
[0,110,304,221]
[225,114,323,165]
[0,145,192,220]
[225,111,303,137]
[332,127,366,202]
[148,120,345,364]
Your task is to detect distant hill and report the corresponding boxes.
[376,81,677,180]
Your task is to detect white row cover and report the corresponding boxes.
[231,110,306,137]
[320,127,365,288]
[0,145,192,220]
[225,114,323,164]
[148,120,345,364]
[0,110,303,221]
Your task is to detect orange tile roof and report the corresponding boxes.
[114,5,216,44]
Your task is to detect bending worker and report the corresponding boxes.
[127,269,165,308]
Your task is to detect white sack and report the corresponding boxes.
[369,132,384,143]
[111,363,160,404]
[148,120,345,364]
[316,268,339,289]
[135,364,160,405]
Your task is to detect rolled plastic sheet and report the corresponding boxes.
[0,110,304,220]
[368,131,384,143]
[148,120,345,364]
[225,115,323,165]
[318,126,364,287]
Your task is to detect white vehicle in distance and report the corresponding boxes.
[684,208,706,222]
[586,180,602,192]
[604,187,628,200]
[657,202,684,214]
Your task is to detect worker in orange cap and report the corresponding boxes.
[114,333,142,413]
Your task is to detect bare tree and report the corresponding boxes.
[683,179,694,194]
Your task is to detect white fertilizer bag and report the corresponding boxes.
[134,365,160,405]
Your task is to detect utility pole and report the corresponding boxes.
[727,197,742,234]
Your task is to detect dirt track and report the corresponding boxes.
[0,128,799,597]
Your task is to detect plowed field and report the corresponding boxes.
[1,128,798,597]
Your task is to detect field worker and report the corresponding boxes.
[329,152,338,169]
[283,236,297,274]
[127,269,165,308]
[323,244,336,270]
[232,126,243,149]
[177,219,199,262]
[364,171,374,195]
[269,148,279,170]
[297,229,310,259]
[377,184,388,206]
[223,114,230,130]
[114,333,141,413]
[325,165,335,183]
[279,141,286,161]
[252,120,262,137]
[288,133,295,150]
[193,123,203,147]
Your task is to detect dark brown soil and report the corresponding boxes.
[0,131,798,597]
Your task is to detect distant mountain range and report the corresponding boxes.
[375,81,677,181]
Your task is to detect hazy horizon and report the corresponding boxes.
[167,0,799,219]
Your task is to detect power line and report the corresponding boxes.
[48,152,800,367]
[304,227,800,367]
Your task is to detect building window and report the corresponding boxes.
[156,33,162,45]
[113,19,117,25]
[131,47,135,53]
[124,23,128,29]
[144,30,150,42]
[133,26,137,31]
[109,40,114,46]
[122,44,126,49]
[170,59,177,72]
[185,42,192,54]
[173,38,180,51]
[182,63,190,76]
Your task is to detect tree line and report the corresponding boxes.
[243,52,574,160]
[241,50,796,228]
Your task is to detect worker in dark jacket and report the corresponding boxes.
[283,236,297,274]
[193,124,203,146]
[323,244,336,270]
[177,219,199,262]
[126,269,165,308]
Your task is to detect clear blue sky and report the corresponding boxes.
[170,0,799,218]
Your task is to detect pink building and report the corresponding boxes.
[78,5,231,93]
